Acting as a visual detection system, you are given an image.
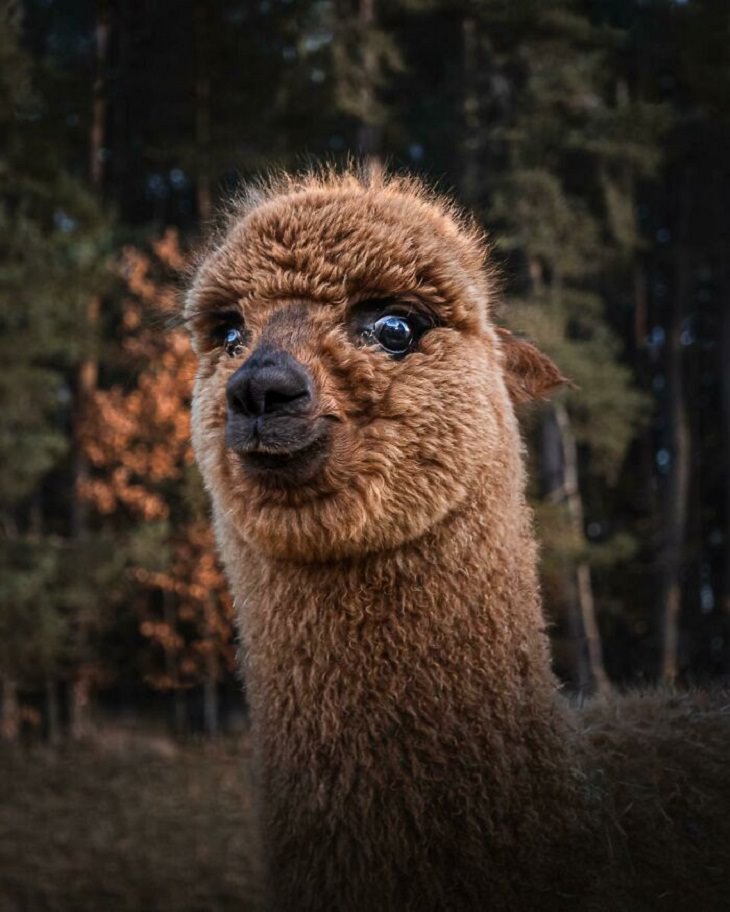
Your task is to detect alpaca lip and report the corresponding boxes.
[226,412,316,455]
[226,416,330,484]
[233,423,331,484]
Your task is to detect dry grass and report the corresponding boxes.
[3,693,729,912]
[0,735,264,912]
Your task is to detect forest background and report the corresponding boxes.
[2,0,730,744]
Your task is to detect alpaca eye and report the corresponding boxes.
[211,315,248,356]
[354,300,435,358]
[224,326,244,354]
[372,314,415,356]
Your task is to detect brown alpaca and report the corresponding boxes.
[185,168,730,911]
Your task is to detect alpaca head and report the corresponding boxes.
[186,170,563,561]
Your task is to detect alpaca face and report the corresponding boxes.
[186,177,559,561]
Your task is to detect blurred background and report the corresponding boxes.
[1,0,729,908]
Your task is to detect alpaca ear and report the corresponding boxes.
[495,326,569,404]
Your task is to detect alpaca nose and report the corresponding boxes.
[226,348,313,419]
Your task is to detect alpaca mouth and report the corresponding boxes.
[235,426,331,485]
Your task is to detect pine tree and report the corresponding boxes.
[460,0,661,689]
[0,0,110,739]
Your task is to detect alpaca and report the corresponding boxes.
[185,168,730,911]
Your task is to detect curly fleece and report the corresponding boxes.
[186,167,730,912]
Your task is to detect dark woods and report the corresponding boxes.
[1,0,729,743]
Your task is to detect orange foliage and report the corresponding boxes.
[81,230,235,691]
[80,232,195,520]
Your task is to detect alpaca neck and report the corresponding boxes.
[224,468,580,910]
[234,467,564,747]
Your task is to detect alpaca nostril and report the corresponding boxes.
[226,348,314,420]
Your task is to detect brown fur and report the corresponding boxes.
[185,167,730,911]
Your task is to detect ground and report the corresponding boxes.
[0,735,263,912]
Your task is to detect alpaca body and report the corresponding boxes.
[577,690,730,912]
[217,465,584,911]
[186,168,730,911]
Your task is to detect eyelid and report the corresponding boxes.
[187,303,243,326]
[203,310,245,337]
[211,308,245,325]
[399,303,434,322]
[349,297,437,327]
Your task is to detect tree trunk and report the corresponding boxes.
[722,265,730,629]
[633,262,648,352]
[45,676,61,746]
[203,599,219,738]
[541,410,589,690]
[163,590,186,736]
[356,0,380,168]
[554,401,611,694]
[173,689,187,738]
[194,0,212,222]
[529,255,609,694]
[461,14,479,206]
[69,675,93,741]
[1,676,20,743]
[203,676,218,739]
[70,0,109,736]
[659,189,692,683]
[72,0,108,535]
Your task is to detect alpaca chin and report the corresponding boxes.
[216,451,476,563]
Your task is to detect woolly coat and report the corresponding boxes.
[186,170,730,912]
